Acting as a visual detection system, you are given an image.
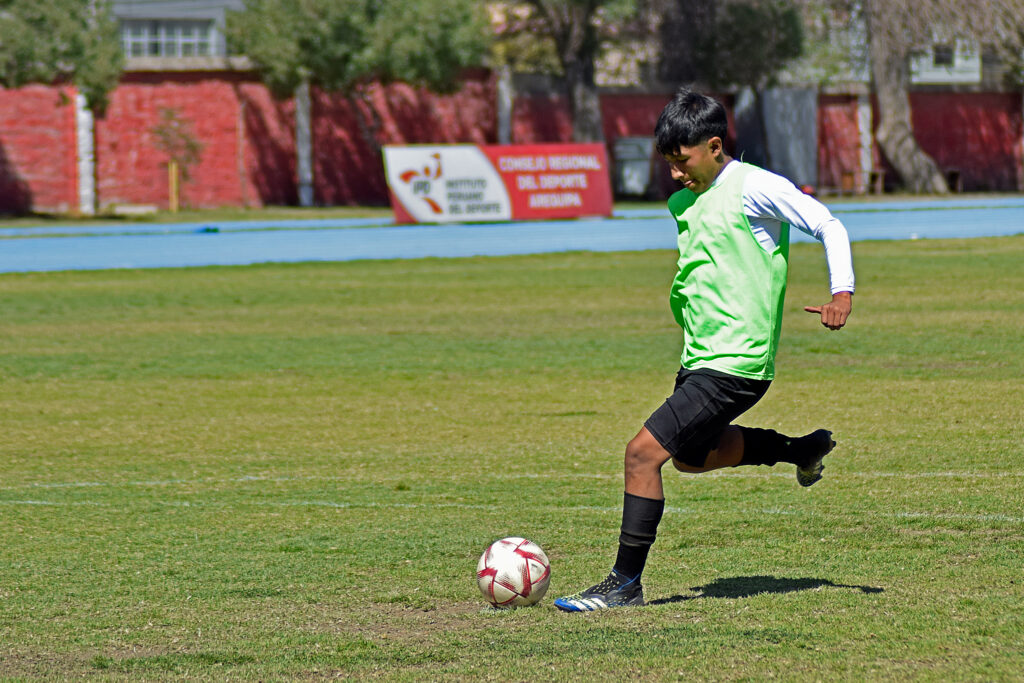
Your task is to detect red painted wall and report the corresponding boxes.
[906,92,1023,192]
[314,70,497,206]
[871,92,1024,192]
[511,93,573,143]
[237,82,297,206]
[602,93,671,141]
[0,74,1021,214]
[97,72,297,210]
[0,84,78,213]
[818,94,863,191]
[510,92,683,143]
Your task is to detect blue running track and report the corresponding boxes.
[2,196,1022,273]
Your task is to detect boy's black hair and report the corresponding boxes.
[655,88,729,155]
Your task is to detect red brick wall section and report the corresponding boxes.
[313,71,498,206]
[0,84,78,213]
[97,73,299,210]
[601,93,671,141]
[510,92,680,145]
[98,72,270,210]
[237,82,296,206]
[2,76,1022,213]
[511,93,573,143]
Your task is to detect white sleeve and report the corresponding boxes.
[742,169,855,294]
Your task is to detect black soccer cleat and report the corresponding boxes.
[554,570,645,612]
[794,429,836,487]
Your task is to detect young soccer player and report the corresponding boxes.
[554,89,855,612]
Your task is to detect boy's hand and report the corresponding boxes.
[804,291,852,330]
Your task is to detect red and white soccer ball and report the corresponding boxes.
[476,537,551,608]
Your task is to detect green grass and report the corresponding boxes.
[1,237,1022,680]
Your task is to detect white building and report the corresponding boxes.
[111,0,246,63]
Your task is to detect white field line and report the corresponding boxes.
[1,497,1022,525]
[271,501,1024,524]
[2,473,1023,524]
[487,471,1024,481]
[2,469,1023,494]
[0,499,105,506]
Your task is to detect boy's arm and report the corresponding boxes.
[742,170,854,330]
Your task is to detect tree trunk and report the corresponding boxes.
[865,2,948,193]
[565,59,604,142]
[349,87,384,165]
[295,80,314,207]
[539,0,605,143]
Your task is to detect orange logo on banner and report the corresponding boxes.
[398,153,444,214]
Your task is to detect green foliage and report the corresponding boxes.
[491,26,562,75]
[660,0,804,89]
[73,1,123,114]
[150,108,204,181]
[491,0,646,75]
[0,0,122,113]
[716,0,803,87]
[367,0,489,93]
[226,0,488,97]
[491,1,648,140]
[779,0,867,85]
[994,22,1024,88]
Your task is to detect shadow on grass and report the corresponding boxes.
[649,575,884,605]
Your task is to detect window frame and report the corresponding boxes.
[120,19,215,58]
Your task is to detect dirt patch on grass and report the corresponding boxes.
[0,645,174,680]
[324,600,486,642]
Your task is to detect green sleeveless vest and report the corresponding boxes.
[666,162,790,380]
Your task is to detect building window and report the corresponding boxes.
[932,44,955,67]
[121,20,214,58]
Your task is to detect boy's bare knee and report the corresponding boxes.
[623,441,649,476]
[624,432,669,474]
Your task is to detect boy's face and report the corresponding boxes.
[663,137,726,195]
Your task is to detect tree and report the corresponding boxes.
[492,1,651,142]
[859,0,1024,193]
[658,0,804,172]
[0,0,122,113]
[151,107,204,212]
[658,0,804,91]
[226,0,489,155]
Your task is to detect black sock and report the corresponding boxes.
[737,427,824,467]
[612,492,664,581]
[736,426,797,467]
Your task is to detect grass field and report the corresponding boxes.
[1,235,1022,680]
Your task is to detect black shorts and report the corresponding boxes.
[644,367,771,468]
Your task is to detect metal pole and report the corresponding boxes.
[295,81,314,207]
[169,160,179,213]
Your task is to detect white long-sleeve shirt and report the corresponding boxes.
[714,161,856,295]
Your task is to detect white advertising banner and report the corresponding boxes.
[382,145,512,223]
[383,143,613,224]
